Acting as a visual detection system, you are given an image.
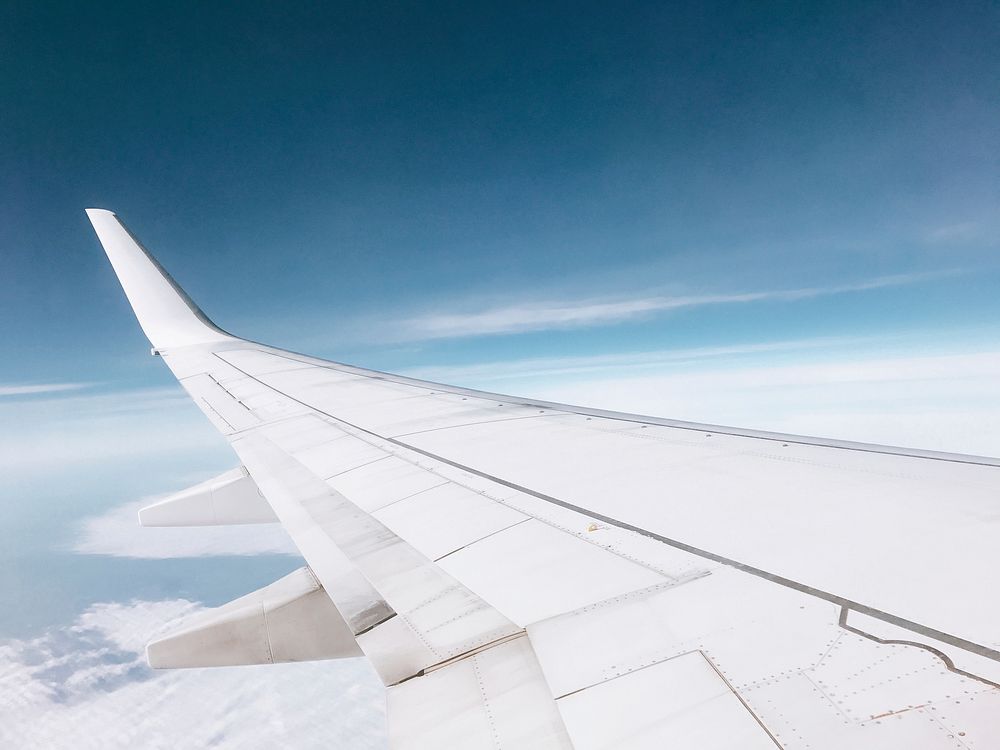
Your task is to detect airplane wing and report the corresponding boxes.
[87,208,1000,748]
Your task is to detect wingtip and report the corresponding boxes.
[85,207,115,216]
[86,209,233,348]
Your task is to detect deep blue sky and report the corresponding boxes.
[3,0,998,386]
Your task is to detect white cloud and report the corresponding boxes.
[72,499,299,559]
[393,271,953,340]
[0,382,92,397]
[0,600,386,749]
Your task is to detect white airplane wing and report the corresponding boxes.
[87,209,1000,748]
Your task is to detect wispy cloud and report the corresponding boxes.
[401,336,869,385]
[73,499,299,559]
[0,600,385,749]
[923,222,981,244]
[0,382,91,397]
[394,271,955,341]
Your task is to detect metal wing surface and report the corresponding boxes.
[87,209,1000,749]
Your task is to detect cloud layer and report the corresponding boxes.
[73,499,300,559]
[0,599,386,750]
[408,342,1000,457]
[0,386,231,478]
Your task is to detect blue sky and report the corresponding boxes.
[3,1,999,382]
[1,2,999,747]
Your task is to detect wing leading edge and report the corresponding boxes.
[87,210,1000,749]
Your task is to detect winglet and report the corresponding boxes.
[86,209,233,349]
